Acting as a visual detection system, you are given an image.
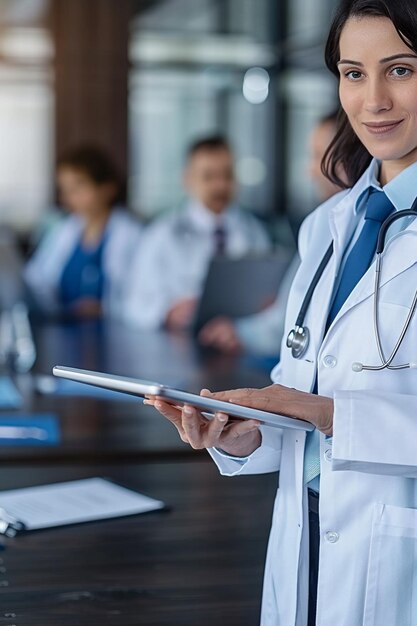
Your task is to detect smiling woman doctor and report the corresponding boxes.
[146,1,417,624]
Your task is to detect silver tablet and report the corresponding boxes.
[52,366,314,432]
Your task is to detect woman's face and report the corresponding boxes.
[57,167,115,218]
[338,16,417,182]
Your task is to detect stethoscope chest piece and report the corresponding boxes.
[286,325,310,359]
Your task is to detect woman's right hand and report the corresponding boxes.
[144,397,262,457]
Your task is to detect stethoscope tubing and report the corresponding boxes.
[294,242,333,329]
[287,201,417,371]
[367,253,417,370]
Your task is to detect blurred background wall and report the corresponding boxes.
[0,0,340,239]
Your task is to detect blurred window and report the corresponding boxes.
[283,0,341,226]
[129,0,281,221]
[0,0,53,234]
[130,0,344,233]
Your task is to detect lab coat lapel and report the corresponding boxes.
[327,165,373,267]
[307,181,365,355]
[329,214,417,329]
[378,223,417,287]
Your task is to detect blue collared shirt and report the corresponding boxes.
[354,158,417,230]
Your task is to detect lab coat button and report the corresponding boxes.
[325,531,339,543]
[323,355,337,368]
[324,449,332,462]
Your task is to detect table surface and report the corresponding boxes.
[0,459,277,626]
[1,320,274,462]
[0,319,279,625]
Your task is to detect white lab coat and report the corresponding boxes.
[24,209,142,317]
[209,164,417,625]
[124,202,271,328]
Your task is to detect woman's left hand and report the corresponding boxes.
[202,384,334,436]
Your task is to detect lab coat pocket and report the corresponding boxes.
[363,502,417,626]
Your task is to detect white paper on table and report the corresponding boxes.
[0,477,165,531]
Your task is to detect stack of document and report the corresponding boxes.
[0,478,165,536]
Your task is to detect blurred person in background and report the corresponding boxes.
[25,146,142,319]
[199,112,344,355]
[123,136,271,330]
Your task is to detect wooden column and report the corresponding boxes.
[50,0,132,176]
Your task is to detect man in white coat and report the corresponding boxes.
[124,136,270,330]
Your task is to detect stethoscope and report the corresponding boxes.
[286,197,417,372]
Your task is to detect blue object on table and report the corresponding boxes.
[0,377,23,409]
[0,414,60,446]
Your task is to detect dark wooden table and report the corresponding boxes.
[1,320,274,463]
[0,459,277,626]
[0,319,279,624]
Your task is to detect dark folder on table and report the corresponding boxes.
[194,249,292,332]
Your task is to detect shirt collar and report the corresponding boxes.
[355,158,417,214]
[383,160,417,210]
[187,199,232,232]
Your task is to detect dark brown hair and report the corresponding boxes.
[57,145,126,205]
[186,135,231,161]
[322,0,417,188]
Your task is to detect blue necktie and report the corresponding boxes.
[303,189,395,486]
[213,224,227,256]
[326,189,395,329]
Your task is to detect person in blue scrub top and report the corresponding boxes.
[148,1,417,624]
[25,146,142,319]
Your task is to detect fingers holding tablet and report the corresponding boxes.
[180,405,261,455]
[145,397,261,455]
